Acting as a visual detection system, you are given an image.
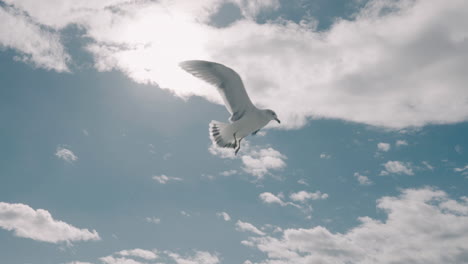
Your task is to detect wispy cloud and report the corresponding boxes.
[152,175,182,184]
[319,153,331,159]
[0,6,69,71]
[454,165,468,176]
[117,249,158,260]
[0,202,100,243]
[422,161,435,171]
[236,220,265,236]
[145,217,161,224]
[297,179,309,186]
[84,248,219,264]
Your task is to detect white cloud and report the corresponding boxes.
[210,140,287,179]
[236,220,265,236]
[354,172,373,185]
[319,153,331,159]
[4,0,468,129]
[454,165,468,176]
[0,202,100,243]
[55,146,78,163]
[259,192,286,206]
[152,175,182,184]
[209,144,237,159]
[166,250,220,264]
[83,248,219,264]
[422,161,435,171]
[241,147,286,179]
[377,142,391,152]
[232,0,280,19]
[145,217,161,224]
[100,256,144,264]
[180,211,191,217]
[244,188,468,264]
[455,145,463,154]
[117,249,158,260]
[0,5,69,71]
[297,179,308,186]
[395,140,408,146]
[219,170,238,176]
[289,191,328,202]
[381,160,414,175]
[216,212,231,221]
[66,262,94,264]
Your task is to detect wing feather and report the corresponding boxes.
[179,60,256,122]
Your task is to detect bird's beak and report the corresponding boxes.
[275,118,281,124]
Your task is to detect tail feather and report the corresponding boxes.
[209,121,235,148]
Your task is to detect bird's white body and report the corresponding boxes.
[214,110,271,143]
[179,60,280,154]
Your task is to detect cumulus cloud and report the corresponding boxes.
[3,0,468,129]
[380,160,414,175]
[241,147,286,179]
[377,142,391,152]
[55,146,78,163]
[259,192,287,206]
[152,175,182,184]
[236,220,265,236]
[289,191,328,202]
[0,202,100,243]
[216,212,231,221]
[354,172,373,185]
[210,141,287,180]
[243,188,468,264]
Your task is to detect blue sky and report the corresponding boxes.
[1,1,468,264]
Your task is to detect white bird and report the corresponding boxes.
[179,60,280,155]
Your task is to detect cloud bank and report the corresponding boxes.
[2,0,468,129]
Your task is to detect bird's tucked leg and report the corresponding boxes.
[234,133,242,155]
[252,129,260,136]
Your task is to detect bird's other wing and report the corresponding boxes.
[179,60,256,122]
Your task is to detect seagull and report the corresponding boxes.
[179,60,280,155]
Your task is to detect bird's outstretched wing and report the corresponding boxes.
[179,60,256,122]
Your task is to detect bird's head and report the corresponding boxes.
[265,109,281,124]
